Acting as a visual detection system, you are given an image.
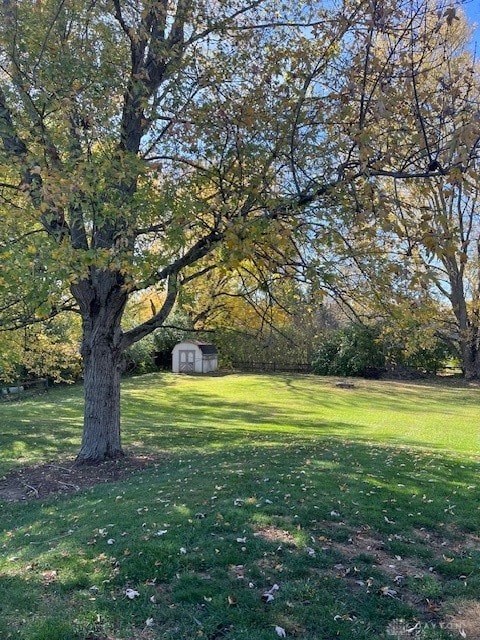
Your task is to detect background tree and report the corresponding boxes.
[15,316,82,383]
[305,1,480,377]
[179,265,340,366]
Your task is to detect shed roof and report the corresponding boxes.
[178,340,218,355]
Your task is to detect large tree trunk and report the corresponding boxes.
[447,265,480,380]
[72,271,128,464]
[459,331,480,381]
[76,331,124,463]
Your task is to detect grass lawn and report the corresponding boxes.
[0,373,479,640]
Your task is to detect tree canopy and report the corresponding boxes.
[0,0,478,462]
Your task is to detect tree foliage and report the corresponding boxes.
[0,0,478,462]
[0,0,358,462]
[0,315,82,384]
[305,3,480,377]
[312,324,385,377]
[312,321,452,377]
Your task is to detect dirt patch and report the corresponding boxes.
[254,525,298,546]
[327,529,427,580]
[324,527,480,636]
[446,599,480,639]
[0,453,166,502]
[413,527,480,555]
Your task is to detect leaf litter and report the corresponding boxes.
[0,453,164,501]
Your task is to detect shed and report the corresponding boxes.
[172,341,218,374]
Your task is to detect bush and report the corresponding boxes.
[123,313,193,374]
[401,340,453,374]
[310,339,341,375]
[312,322,452,378]
[312,324,385,377]
[123,333,156,374]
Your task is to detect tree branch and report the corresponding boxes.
[121,273,178,349]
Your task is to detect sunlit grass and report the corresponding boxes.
[121,373,479,457]
[1,374,478,476]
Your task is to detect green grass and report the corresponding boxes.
[0,373,479,639]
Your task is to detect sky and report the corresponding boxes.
[463,0,480,51]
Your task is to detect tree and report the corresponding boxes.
[0,315,82,384]
[305,1,480,377]
[311,320,452,377]
[0,0,363,463]
[312,323,385,377]
[367,7,480,378]
[180,265,338,366]
[380,170,480,379]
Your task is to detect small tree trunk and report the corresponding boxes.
[448,271,480,380]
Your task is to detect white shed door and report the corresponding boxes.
[179,350,195,372]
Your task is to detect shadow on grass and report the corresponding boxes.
[0,372,478,479]
[0,371,478,637]
[0,385,84,475]
[121,380,479,458]
[0,436,478,639]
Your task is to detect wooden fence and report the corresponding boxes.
[0,378,49,401]
[231,361,312,374]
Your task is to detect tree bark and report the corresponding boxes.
[73,271,128,464]
[459,332,480,381]
[446,261,480,380]
[76,332,124,463]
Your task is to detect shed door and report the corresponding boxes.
[179,350,196,372]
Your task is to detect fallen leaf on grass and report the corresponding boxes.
[266,584,280,594]
[426,599,441,613]
[379,586,397,598]
[334,613,358,622]
[42,570,58,585]
[232,564,245,578]
[262,583,280,603]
